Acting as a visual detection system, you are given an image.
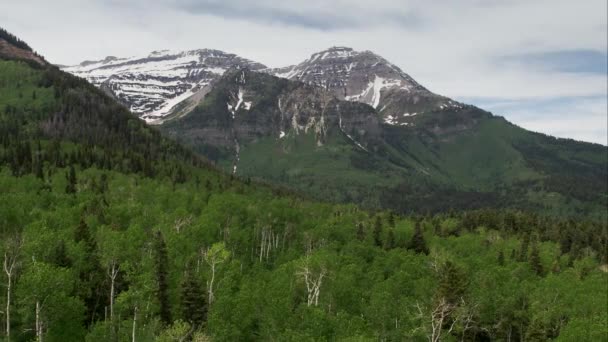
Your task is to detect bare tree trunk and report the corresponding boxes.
[35,301,42,342]
[5,275,10,341]
[296,260,326,307]
[4,244,19,342]
[208,263,216,304]
[108,261,119,320]
[131,305,137,342]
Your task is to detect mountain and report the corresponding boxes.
[161,68,607,218]
[2,28,607,342]
[63,49,265,123]
[268,46,461,126]
[64,46,608,218]
[161,69,383,174]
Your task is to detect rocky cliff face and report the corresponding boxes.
[162,69,382,174]
[62,49,266,122]
[267,47,464,127]
[0,38,46,65]
[62,46,471,127]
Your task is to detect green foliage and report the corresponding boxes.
[0,168,605,341]
[0,44,605,342]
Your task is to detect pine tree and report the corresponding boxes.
[497,250,505,266]
[387,211,395,228]
[373,216,383,247]
[65,165,77,194]
[518,234,530,262]
[384,229,396,250]
[529,243,544,276]
[74,216,105,324]
[51,240,71,267]
[180,261,207,329]
[408,221,429,255]
[436,261,468,305]
[356,222,365,241]
[154,230,172,325]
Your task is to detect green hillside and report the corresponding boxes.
[162,70,608,219]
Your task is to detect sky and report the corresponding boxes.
[1,0,607,145]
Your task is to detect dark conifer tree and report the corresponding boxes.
[387,211,395,228]
[65,165,77,194]
[373,216,383,247]
[51,240,72,267]
[518,234,530,262]
[180,261,207,329]
[497,250,505,266]
[356,222,365,241]
[408,221,429,255]
[529,243,544,276]
[384,229,396,250]
[154,230,172,325]
[436,261,468,305]
[74,216,105,325]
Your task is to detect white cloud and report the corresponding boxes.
[1,0,606,144]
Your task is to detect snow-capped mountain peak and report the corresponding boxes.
[268,46,428,108]
[63,49,266,123]
[266,47,464,126]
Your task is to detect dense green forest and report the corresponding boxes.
[0,34,607,341]
[1,167,606,341]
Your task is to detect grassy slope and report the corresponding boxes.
[222,109,607,219]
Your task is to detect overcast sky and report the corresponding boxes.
[2,0,606,144]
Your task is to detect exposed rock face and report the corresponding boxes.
[162,69,382,173]
[62,46,471,128]
[0,38,46,65]
[62,49,266,122]
[267,46,464,127]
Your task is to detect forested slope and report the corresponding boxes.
[0,31,606,341]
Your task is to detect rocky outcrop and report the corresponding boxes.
[0,38,46,66]
[161,69,383,171]
[267,46,465,127]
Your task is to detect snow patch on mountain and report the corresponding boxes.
[62,49,265,123]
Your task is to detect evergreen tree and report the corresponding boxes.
[408,221,429,255]
[50,240,72,267]
[529,243,544,276]
[436,261,468,305]
[356,222,365,241]
[373,216,383,247]
[387,211,395,228]
[180,261,207,329]
[154,230,172,325]
[518,234,530,262]
[497,250,505,266]
[65,165,77,194]
[74,216,105,325]
[384,229,396,250]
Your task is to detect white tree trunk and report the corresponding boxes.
[4,248,18,342]
[5,276,10,341]
[108,261,119,320]
[297,261,326,307]
[208,263,216,304]
[35,301,42,342]
[132,305,137,342]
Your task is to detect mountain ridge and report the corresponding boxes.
[60,45,607,217]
